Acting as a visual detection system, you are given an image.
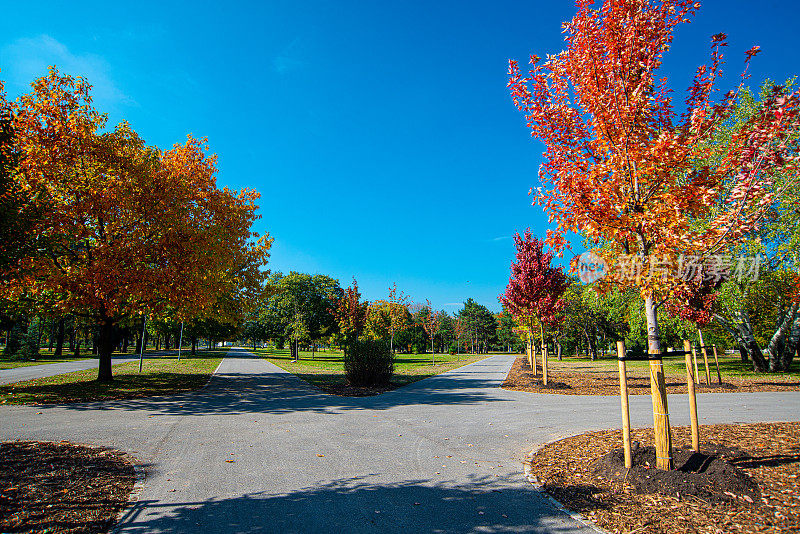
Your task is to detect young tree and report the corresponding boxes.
[419,300,441,364]
[501,230,569,358]
[508,0,800,469]
[332,278,368,354]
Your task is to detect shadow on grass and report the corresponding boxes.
[2,372,214,404]
[116,475,578,534]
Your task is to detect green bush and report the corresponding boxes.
[344,339,393,386]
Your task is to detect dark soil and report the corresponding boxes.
[503,355,800,395]
[529,422,800,533]
[0,441,136,533]
[320,382,397,396]
[593,445,760,504]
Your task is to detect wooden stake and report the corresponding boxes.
[527,337,533,373]
[701,345,711,385]
[692,346,700,385]
[617,341,632,469]
[542,344,548,386]
[712,344,722,384]
[698,329,710,385]
[683,340,700,452]
[649,348,673,470]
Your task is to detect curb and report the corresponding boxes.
[523,441,609,534]
[112,454,146,533]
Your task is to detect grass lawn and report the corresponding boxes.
[252,347,492,391]
[0,356,92,370]
[0,351,225,405]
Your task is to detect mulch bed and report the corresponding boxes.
[529,422,800,533]
[503,356,800,395]
[0,441,136,533]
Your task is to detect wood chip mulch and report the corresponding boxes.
[0,441,137,533]
[529,422,800,534]
[503,356,800,395]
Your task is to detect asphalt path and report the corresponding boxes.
[0,356,139,385]
[2,348,799,533]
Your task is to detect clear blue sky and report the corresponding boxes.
[2,1,798,312]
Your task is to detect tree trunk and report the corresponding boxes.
[122,334,129,354]
[54,319,65,358]
[557,343,562,361]
[644,294,672,471]
[96,320,117,382]
[165,333,171,351]
[714,311,766,370]
[191,336,197,355]
[135,325,143,354]
[766,303,799,372]
[73,338,81,358]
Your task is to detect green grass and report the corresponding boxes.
[0,352,224,405]
[253,347,492,390]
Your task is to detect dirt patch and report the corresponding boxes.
[594,445,760,504]
[0,441,136,533]
[529,422,800,533]
[319,382,397,397]
[503,355,800,395]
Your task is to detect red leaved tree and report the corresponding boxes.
[500,230,569,356]
[508,0,800,469]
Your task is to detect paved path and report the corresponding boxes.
[2,349,799,533]
[0,356,138,385]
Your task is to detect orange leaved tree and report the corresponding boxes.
[2,68,271,381]
[508,0,800,468]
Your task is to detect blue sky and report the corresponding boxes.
[2,1,798,312]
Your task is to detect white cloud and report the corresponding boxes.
[1,35,132,109]
[272,36,305,74]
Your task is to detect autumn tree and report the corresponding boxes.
[509,0,800,469]
[332,278,368,354]
[387,283,410,353]
[1,68,272,381]
[419,300,441,364]
[0,78,38,273]
[501,230,569,359]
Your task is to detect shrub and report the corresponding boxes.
[344,339,393,386]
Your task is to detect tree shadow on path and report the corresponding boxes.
[116,474,593,534]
